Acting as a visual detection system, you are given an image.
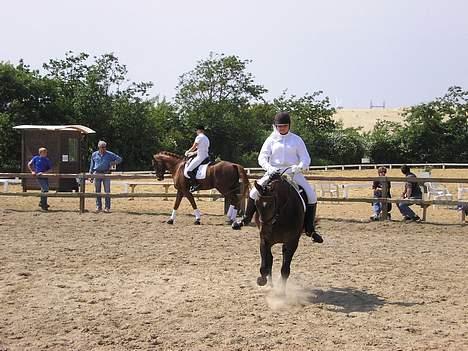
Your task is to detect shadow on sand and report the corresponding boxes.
[267,286,422,313]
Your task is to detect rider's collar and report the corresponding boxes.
[271,126,290,140]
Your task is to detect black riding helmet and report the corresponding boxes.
[274,112,291,126]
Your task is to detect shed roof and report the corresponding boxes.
[13,125,96,134]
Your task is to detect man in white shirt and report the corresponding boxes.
[233,112,323,243]
[185,125,210,192]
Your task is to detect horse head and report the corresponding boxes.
[152,154,167,181]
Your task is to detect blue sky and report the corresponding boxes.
[1,0,467,107]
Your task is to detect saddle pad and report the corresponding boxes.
[184,164,208,180]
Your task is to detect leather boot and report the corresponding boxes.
[232,198,256,230]
[188,170,200,192]
[305,204,323,243]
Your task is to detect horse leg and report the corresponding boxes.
[185,192,201,225]
[257,239,272,286]
[280,239,299,293]
[266,247,274,287]
[167,191,184,224]
[225,192,239,225]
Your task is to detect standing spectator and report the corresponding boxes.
[370,166,392,220]
[397,165,422,221]
[89,140,122,213]
[28,147,52,211]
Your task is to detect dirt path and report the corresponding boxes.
[1,205,466,350]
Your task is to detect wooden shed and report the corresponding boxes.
[13,125,96,192]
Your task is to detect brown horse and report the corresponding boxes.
[252,172,305,290]
[152,151,250,225]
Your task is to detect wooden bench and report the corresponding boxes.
[121,182,216,201]
[122,182,174,200]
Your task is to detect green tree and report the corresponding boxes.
[366,120,406,163]
[273,92,337,164]
[43,52,155,170]
[175,53,267,162]
[401,86,468,162]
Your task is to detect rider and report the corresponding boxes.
[184,125,210,192]
[233,112,323,243]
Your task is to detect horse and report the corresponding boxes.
[252,171,305,291]
[152,151,250,225]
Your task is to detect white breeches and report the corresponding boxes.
[186,153,208,172]
[249,172,317,204]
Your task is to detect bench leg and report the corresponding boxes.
[422,205,428,222]
[164,185,169,201]
[129,185,136,201]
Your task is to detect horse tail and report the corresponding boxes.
[234,164,251,203]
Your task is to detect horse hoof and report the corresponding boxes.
[312,232,324,243]
[257,276,267,286]
[194,219,201,225]
[231,221,243,230]
[167,219,174,225]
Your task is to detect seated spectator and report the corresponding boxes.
[397,165,422,221]
[370,166,392,220]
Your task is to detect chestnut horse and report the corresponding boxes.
[152,151,250,225]
[252,172,305,290]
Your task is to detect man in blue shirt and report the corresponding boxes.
[89,140,122,213]
[28,147,52,211]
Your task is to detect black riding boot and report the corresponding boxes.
[188,170,200,192]
[305,203,323,243]
[232,198,256,230]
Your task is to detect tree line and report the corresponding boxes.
[0,52,467,171]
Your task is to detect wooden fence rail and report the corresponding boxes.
[0,173,467,222]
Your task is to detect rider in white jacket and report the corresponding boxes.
[185,125,210,192]
[233,112,323,243]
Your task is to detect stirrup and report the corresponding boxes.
[189,184,200,193]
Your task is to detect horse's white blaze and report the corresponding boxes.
[263,202,267,207]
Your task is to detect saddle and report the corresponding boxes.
[184,156,212,180]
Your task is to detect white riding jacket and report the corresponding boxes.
[195,133,210,158]
[251,129,317,204]
[186,133,210,172]
[258,129,311,172]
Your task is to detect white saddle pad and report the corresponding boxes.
[184,164,208,180]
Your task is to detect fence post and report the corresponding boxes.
[79,174,86,214]
[381,179,389,221]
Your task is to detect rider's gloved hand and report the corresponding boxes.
[267,165,278,174]
[291,164,301,175]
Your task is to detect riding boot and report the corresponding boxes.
[188,170,200,192]
[305,203,323,243]
[232,198,256,230]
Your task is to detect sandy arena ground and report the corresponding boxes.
[1,168,467,350]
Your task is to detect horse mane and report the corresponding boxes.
[157,151,184,159]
